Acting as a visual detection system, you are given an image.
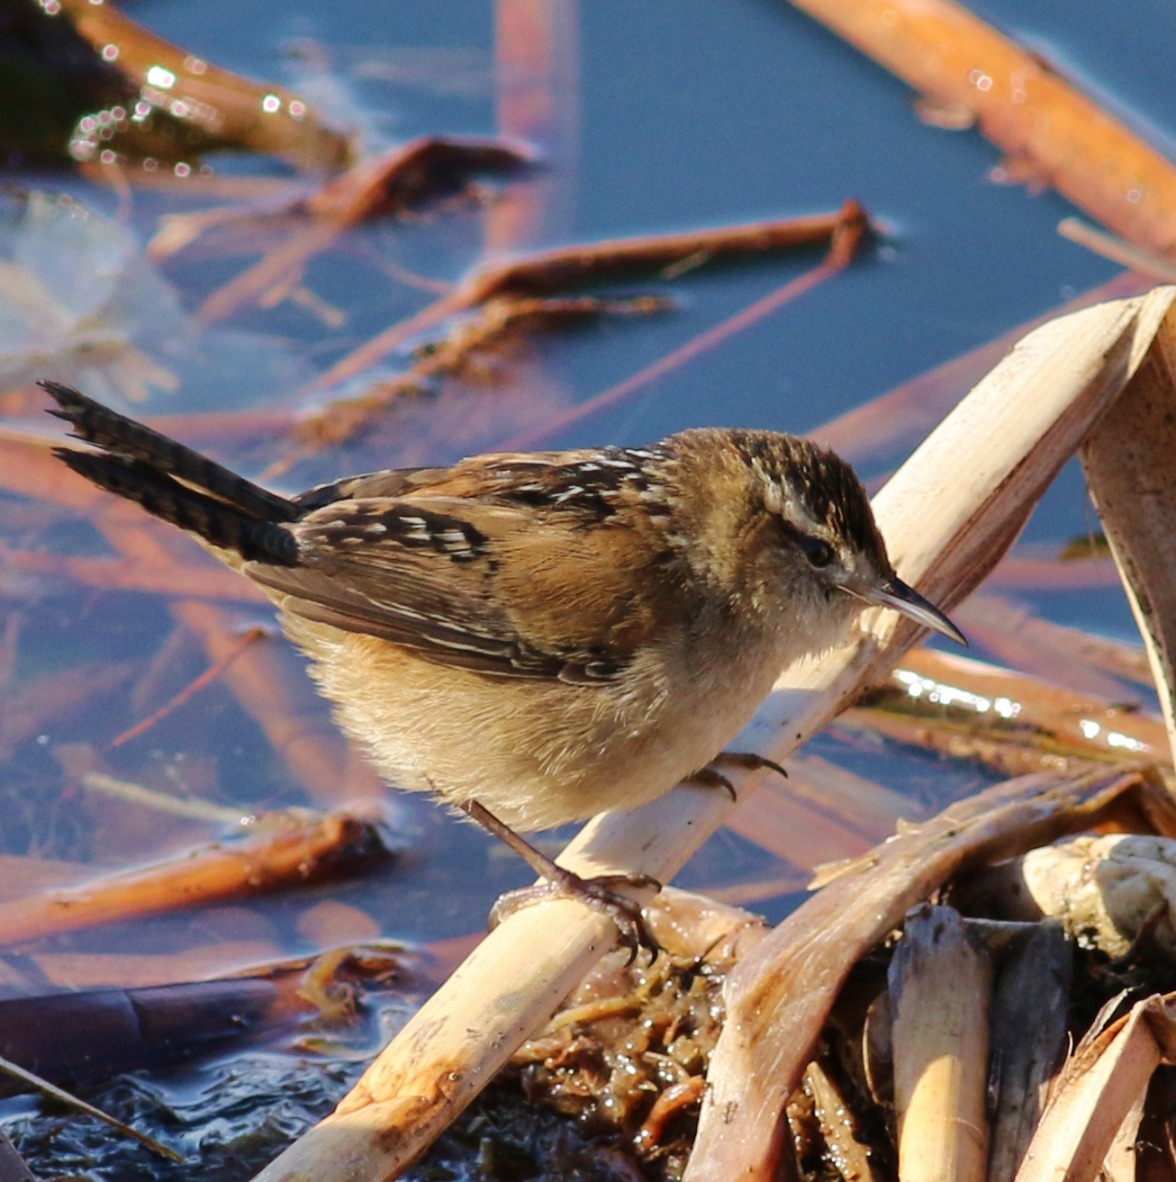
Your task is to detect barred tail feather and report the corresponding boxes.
[42,381,300,567]
[40,380,297,524]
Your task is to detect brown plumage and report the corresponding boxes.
[42,380,962,955]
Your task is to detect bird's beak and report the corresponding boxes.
[855,577,967,646]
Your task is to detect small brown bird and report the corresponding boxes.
[42,380,963,955]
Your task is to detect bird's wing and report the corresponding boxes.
[246,491,673,684]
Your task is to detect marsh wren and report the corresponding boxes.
[42,380,963,956]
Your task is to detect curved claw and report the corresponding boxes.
[688,766,737,800]
[490,870,662,965]
[691,751,789,802]
[716,751,788,780]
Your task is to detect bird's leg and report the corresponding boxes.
[688,752,789,803]
[459,799,661,964]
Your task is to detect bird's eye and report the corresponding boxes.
[800,536,834,569]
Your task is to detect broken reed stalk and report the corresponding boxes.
[247,294,1176,1181]
[1058,218,1176,285]
[454,201,870,303]
[0,811,383,946]
[890,905,992,1182]
[986,922,1072,1182]
[1013,994,1176,1182]
[787,0,1176,257]
[1081,308,1176,765]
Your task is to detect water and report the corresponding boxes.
[1,1,1172,1174]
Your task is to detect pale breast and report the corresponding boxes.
[278,604,804,833]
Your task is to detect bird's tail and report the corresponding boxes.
[41,380,300,566]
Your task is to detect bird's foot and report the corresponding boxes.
[491,867,662,965]
[689,751,788,802]
[458,797,661,963]
[716,750,788,779]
